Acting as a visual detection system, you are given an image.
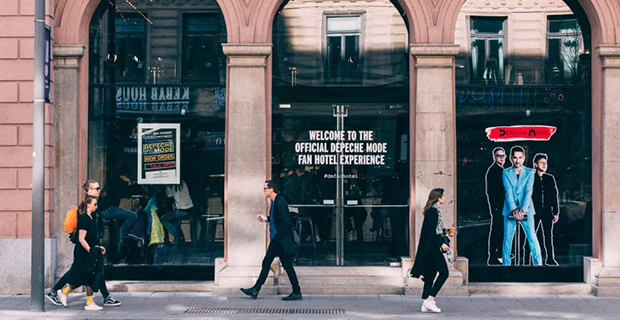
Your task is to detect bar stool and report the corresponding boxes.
[295,216,317,264]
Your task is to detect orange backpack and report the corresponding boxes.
[64,206,78,234]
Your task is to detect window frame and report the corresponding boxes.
[181,12,226,85]
[545,15,583,83]
[323,14,364,85]
[468,16,507,85]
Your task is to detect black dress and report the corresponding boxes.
[68,213,99,287]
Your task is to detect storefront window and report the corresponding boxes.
[273,0,409,266]
[88,0,226,279]
[456,2,591,282]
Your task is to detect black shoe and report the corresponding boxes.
[282,292,302,301]
[240,287,258,299]
[46,291,62,306]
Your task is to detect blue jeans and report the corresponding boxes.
[502,215,542,266]
[102,206,138,239]
[161,209,193,237]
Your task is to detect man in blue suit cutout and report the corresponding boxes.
[502,146,542,266]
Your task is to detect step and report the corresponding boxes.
[283,266,402,277]
[469,282,592,295]
[279,274,403,286]
[406,286,470,296]
[106,281,213,292]
[278,284,404,295]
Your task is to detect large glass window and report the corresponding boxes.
[456,2,591,282]
[273,0,409,266]
[88,0,226,279]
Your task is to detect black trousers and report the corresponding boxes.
[53,269,109,297]
[421,248,449,299]
[522,213,556,264]
[254,238,300,293]
[488,207,504,264]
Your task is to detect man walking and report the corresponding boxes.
[240,180,302,301]
[486,147,506,265]
[531,153,560,265]
[502,146,542,266]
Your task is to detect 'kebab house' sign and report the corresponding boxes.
[116,86,190,115]
[138,123,181,184]
[485,125,557,142]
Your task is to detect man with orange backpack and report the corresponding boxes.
[46,179,122,307]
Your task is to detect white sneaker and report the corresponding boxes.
[85,302,103,311]
[422,300,441,313]
[57,290,67,307]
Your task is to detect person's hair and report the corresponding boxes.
[82,179,99,195]
[510,145,525,157]
[423,188,444,214]
[533,153,548,164]
[78,195,97,215]
[265,180,279,193]
[492,147,505,156]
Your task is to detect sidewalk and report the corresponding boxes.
[1,292,619,319]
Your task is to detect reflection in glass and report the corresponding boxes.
[88,0,226,275]
[456,2,592,281]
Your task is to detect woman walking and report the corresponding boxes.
[410,188,450,313]
[57,195,106,311]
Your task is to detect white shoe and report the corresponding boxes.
[85,302,103,311]
[422,300,441,313]
[57,290,67,307]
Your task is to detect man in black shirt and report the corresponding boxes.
[485,147,506,265]
[531,153,560,265]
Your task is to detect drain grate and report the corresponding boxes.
[185,308,345,315]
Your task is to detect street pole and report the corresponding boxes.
[31,0,46,312]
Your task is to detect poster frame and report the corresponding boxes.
[137,123,181,185]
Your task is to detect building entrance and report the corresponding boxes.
[272,102,409,266]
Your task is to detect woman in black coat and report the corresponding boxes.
[410,188,449,313]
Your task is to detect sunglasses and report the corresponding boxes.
[91,187,101,191]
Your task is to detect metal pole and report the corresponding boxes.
[31,0,46,312]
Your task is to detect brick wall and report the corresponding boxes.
[0,0,55,238]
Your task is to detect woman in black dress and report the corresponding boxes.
[57,195,106,311]
[410,188,450,313]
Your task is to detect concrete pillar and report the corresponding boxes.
[213,44,274,295]
[51,44,84,276]
[590,45,620,296]
[407,44,468,295]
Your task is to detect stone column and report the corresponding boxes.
[213,44,274,295]
[405,44,468,295]
[590,45,620,296]
[51,44,84,276]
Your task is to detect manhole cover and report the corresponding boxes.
[185,308,345,315]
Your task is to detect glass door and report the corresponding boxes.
[272,103,409,266]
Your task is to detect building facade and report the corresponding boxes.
[1,0,620,296]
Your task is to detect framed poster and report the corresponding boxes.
[137,123,180,184]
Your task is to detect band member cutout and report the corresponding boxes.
[485,147,505,266]
[521,153,560,266]
[501,146,542,266]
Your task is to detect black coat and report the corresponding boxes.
[410,206,444,278]
[269,194,296,255]
[532,172,560,216]
[486,163,505,213]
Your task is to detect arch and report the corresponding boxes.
[249,0,430,44]
[442,0,620,45]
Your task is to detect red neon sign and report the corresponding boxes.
[485,125,557,142]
